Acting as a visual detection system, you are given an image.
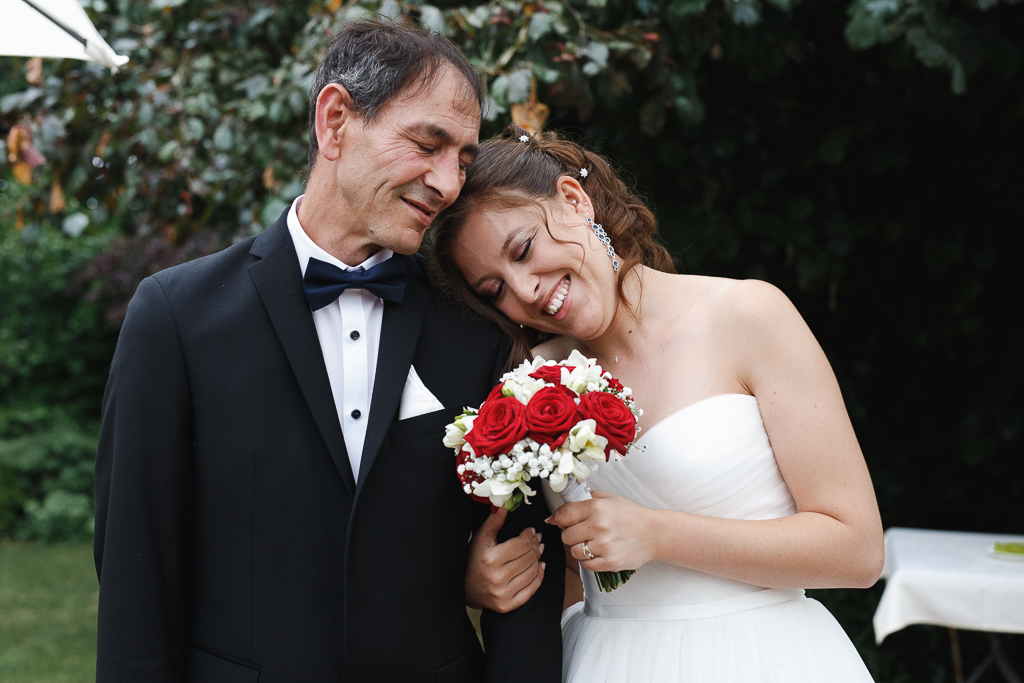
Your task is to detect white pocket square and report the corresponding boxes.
[398,366,445,420]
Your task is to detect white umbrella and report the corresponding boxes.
[0,0,129,71]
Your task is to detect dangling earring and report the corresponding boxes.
[587,216,619,272]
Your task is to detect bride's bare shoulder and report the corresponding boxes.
[531,335,582,363]
[697,276,804,340]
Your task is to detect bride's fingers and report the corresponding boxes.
[578,557,608,573]
[569,539,604,562]
[559,520,597,548]
[545,500,593,529]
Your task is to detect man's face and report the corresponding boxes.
[328,68,480,257]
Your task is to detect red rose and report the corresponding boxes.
[485,382,506,403]
[576,391,637,458]
[465,396,528,456]
[525,386,579,448]
[456,447,491,505]
[606,376,624,393]
[529,365,574,384]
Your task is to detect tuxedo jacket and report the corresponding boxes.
[93,211,564,682]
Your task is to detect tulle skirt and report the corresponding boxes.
[561,592,874,683]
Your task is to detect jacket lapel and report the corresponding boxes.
[248,214,357,495]
[357,255,429,489]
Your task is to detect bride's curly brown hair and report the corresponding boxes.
[428,123,675,369]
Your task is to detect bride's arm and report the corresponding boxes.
[550,280,884,589]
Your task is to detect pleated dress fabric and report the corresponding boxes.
[561,393,874,683]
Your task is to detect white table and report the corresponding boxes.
[874,527,1024,683]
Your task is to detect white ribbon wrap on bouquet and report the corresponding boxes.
[542,476,593,514]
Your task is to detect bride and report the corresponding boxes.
[433,123,883,682]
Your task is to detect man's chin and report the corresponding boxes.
[379,224,429,256]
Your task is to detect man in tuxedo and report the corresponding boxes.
[93,19,563,682]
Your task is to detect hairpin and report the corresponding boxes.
[519,135,529,142]
[579,168,588,178]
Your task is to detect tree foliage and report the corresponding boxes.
[2,0,1022,674]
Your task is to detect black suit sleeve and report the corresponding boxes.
[479,339,566,683]
[480,496,566,683]
[94,276,195,683]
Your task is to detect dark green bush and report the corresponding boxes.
[0,224,114,541]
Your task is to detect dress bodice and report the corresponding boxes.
[577,393,799,614]
[560,394,876,683]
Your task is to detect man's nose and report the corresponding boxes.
[424,152,464,207]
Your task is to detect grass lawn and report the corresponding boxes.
[0,541,97,683]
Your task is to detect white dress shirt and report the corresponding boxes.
[287,196,391,481]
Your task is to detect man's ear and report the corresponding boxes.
[315,83,356,163]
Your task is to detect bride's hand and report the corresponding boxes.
[548,491,657,572]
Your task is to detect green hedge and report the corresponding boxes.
[0,224,113,540]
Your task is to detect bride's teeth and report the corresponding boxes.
[544,277,570,315]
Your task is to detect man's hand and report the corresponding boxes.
[465,507,546,613]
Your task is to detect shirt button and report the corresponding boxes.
[351,409,361,419]
[350,330,360,341]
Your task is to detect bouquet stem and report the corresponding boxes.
[595,569,635,592]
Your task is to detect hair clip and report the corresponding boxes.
[579,168,589,178]
[519,135,530,142]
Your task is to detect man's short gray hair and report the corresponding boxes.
[307,18,485,170]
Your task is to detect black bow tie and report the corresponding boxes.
[302,255,407,311]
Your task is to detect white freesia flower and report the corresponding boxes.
[473,479,514,507]
[558,450,576,474]
[507,356,547,386]
[573,459,596,481]
[509,376,546,404]
[567,419,609,462]
[565,349,592,368]
[473,478,535,507]
[445,413,476,449]
[443,422,466,449]
[564,351,604,394]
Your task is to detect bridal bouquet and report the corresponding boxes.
[444,350,642,591]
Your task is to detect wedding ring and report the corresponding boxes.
[581,540,595,560]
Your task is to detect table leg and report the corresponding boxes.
[950,628,965,683]
[965,654,994,683]
[988,634,1022,683]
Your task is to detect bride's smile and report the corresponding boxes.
[449,180,621,341]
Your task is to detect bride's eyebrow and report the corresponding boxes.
[472,227,526,290]
[501,228,524,255]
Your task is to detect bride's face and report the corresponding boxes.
[450,179,620,339]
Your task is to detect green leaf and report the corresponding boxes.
[157,140,180,162]
[528,12,555,41]
[213,124,234,151]
[261,198,290,226]
[639,98,666,137]
[506,68,533,104]
[819,126,853,165]
[669,0,712,18]
[724,0,761,26]
[419,5,451,37]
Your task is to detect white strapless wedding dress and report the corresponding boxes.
[560,393,874,683]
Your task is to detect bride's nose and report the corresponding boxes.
[506,271,541,305]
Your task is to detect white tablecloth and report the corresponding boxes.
[873,527,1024,644]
